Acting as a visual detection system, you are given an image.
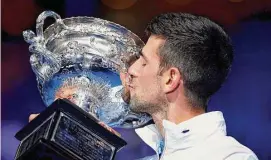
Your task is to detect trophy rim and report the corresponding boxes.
[43,16,145,47]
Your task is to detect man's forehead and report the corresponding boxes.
[142,35,165,56]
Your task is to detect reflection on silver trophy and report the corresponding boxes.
[23,10,152,128]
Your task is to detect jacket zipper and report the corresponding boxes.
[159,133,167,160]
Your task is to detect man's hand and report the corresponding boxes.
[28,113,121,137]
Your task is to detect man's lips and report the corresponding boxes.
[127,84,135,91]
[128,84,134,89]
[127,82,134,87]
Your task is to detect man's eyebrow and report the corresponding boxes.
[138,50,148,61]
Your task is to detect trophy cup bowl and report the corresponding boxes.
[14,11,152,160]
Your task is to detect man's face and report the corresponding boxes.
[128,35,167,114]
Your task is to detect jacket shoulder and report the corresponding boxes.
[209,136,258,160]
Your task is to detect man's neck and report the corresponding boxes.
[151,103,205,138]
[151,111,167,138]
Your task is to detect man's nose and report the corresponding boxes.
[128,59,140,78]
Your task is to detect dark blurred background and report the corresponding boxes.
[1,0,271,159]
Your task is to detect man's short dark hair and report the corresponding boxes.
[145,13,233,109]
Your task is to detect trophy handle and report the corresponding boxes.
[22,11,67,83]
[36,10,67,41]
[28,45,61,83]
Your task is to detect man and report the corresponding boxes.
[123,13,258,160]
[30,13,258,159]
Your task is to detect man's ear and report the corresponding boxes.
[162,67,182,94]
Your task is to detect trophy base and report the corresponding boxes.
[15,99,127,160]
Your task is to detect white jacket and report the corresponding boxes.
[135,111,258,160]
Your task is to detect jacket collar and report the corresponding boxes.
[135,111,227,155]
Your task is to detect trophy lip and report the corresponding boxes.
[43,16,145,47]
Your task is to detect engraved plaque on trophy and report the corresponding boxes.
[14,11,152,160]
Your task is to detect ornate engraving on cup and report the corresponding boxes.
[23,11,152,128]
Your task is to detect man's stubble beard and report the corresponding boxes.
[129,82,168,115]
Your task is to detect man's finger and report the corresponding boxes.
[29,113,40,122]
[98,122,121,137]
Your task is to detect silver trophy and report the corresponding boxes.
[14,11,152,160]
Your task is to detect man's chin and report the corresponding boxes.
[129,98,146,113]
[130,107,144,114]
[129,97,137,111]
